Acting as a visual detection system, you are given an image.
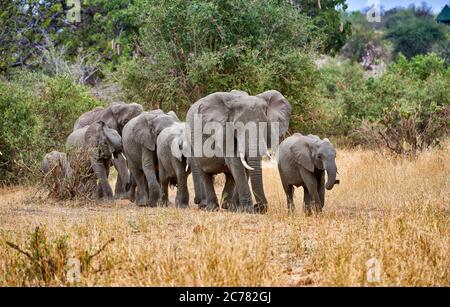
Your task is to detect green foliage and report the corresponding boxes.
[0,72,101,184]
[318,54,449,152]
[0,0,70,74]
[120,0,321,131]
[341,5,450,65]
[292,0,352,54]
[385,17,447,59]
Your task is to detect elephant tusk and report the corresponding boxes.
[240,152,254,171]
[185,164,190,172]
[265,151,275,163]
[121,153,127,161]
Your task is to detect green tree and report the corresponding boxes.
[383,4,448,59]
[120,0,322,131]
[292,0,352,54]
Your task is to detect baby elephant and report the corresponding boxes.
[278,134,338,215]
[157,122,191,208]
[42,151,72,178]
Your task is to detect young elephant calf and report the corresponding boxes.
[157,122,190,208]
[278,134,338,215]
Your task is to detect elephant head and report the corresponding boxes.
[86,121,123,159]
[198,90,291,157]
[132,110,179,152]
[292,134,337,190]
[167,123,190,162]
[197,90,292,209]
[100,102,144,135]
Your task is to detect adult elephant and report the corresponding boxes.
[66,121,123,201]
[122,110,179,206]
[73,102,144,198]
[186,90,292,213]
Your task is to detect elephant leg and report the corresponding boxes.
[175,166,189,208]
[301,169,321,215]
[283,182,295,214]
[129,165,147,206]
[220,173,235,210]
[112,155,130,200]
[226,157,253,213]
[303,187,312,216]
[128,174,136,203]
[142,149,160,207]
[159,168,170,207]
[189,158,205,206]
[91,158,113,201]
[200,171,219,211]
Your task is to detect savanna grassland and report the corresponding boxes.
[0,143,448,287]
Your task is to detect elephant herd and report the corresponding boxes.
[42,90,339,215]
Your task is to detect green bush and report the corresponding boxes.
[317,54,450,151]
[0,72,101,184]
[119,0,322,132]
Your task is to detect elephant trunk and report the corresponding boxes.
[247,140,268,212]
[325,161,337,190]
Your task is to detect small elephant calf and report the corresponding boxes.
[278,134,338,215]
[42,151,72,179]
[157,122,190,208]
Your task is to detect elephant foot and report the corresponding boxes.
[194,197,203,205]
[114,192,129,200]
[176,203,189,209]
[202,203,219,211]
[197,201,207,210]
[228,203,255,214]
[254,203,268,214]
[99,197,115,204]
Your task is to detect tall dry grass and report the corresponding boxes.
[0,143,448,286]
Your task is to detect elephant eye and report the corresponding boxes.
[317,154,322,159]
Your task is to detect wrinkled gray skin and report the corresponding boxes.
[122,110,179,206]
[66,121,123,201]
[186,90,292,213]
[72,102,143,198]
[42,151,72,178]
[157,122,191,208]
[278,134,338,215]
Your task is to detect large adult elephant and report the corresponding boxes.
[186,90,292,213]
[73,102,144,198]
[66,121,123,200]
[122,110,179,206]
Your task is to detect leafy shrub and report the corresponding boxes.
[119,0,322,132]
[0,72,102,184]
[318,54,450,152]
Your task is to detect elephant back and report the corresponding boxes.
[66,127,88,148]
[73,107,105,131]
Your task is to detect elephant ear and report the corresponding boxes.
[100,103,122,132]
[100,103,144,133]
[167,111,180,122]
[132,112,160,151]
[290,134,315,173]
[257,90,292,136]
[84,122,100,147]
[197,92,235,125]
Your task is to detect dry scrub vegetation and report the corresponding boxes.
[0,143,449,286]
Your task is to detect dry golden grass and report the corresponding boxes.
[0,143,449,286]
